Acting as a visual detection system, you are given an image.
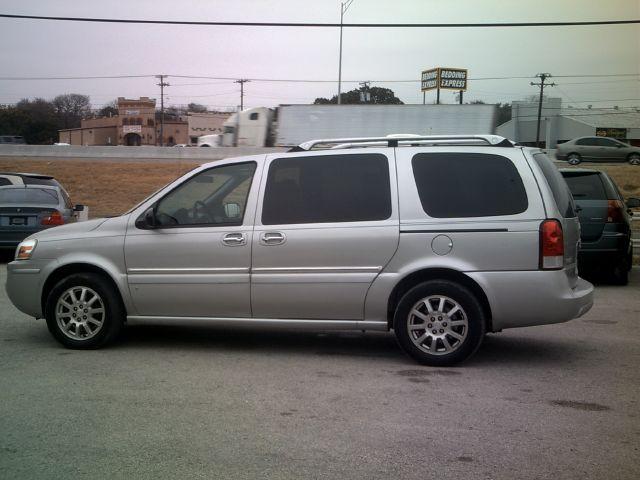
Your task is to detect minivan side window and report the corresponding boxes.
[411,153,528,218]
[262,154,391,225]
[155,162,257,227]
[533,153,576,218]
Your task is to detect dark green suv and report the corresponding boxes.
[560,168,639,284]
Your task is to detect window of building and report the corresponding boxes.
[155,162,257,227]
[262,154,391,225]
[122,118,129,126]
[147,119,154,127]
[249,112,259,120]
[411,153,528,218]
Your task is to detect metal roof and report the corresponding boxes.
[561,109,640,128]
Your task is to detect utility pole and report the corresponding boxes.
[156,75,169,146]
[359,81,371,103]
[235,79,249,111]
[530,73,555,148]
[337,0,355,105]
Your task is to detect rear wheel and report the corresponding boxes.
[45,273,124,349]
[628,153,640,166]
[567,153,582,165]
[393,280,486,366]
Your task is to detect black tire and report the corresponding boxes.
[393,280,486,366]
[45,273,125,349]
[628,153,640,166]
[567,153,582,165]
[610,259,629,286]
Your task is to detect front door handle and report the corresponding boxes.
[260,232,286,245]
[222,232,246,246]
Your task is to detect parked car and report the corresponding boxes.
[556,136,640,165]
[560,168,639,284]
[0,173,86,248]
[0,135,26,145]
[6,135,593,365]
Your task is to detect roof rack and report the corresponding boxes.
[289,134,514,152]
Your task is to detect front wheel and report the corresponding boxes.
[45,273,124,349]
[393,280,486,366]
[628,153,640,166]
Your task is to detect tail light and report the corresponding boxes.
[540,219,564,270]
[606,200,624,223]
[41,210,65,226]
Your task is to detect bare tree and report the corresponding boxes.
[52,93,91,128]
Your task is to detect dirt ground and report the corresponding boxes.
[0,159,200,218]
[2,157,640,218]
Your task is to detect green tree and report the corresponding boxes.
[97,100,118,117]
[314,87,403,105]
[0,98,60,144]
[187,103,208,113]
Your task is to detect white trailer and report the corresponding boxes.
[274,104,498,147]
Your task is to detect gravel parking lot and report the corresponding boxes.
[1,264,638,480]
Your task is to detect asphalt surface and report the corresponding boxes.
[0,264,638,479]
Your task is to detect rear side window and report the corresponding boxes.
[23,176,58,187]
[411,153,527,218]
[533,153,576,218]
[262,154,391,225]
[0,188,59,205]
[562,172,608,200]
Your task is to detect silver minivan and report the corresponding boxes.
[6,135,594,365]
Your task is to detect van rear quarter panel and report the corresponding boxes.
[364,147,546,324]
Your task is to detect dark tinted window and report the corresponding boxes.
[0,178,11,186]
[533,154,575,218]
[575,138,597,146]
[262,154,391,225]
[23,176,59,187]
[0,188,59,205]
[562,172,608,200]
[594,138,619,147]
[411,153,527,218]
[249,113,259,120]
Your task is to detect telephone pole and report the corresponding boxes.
[156,75,169,146]
[235,79,250,111]
[337,0,355,104]
[359,81,371,103]
[530,73,555,148]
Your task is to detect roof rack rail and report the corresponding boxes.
[289,134,514,152]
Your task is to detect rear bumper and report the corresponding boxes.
[467,270,594,331]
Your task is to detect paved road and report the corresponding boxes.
[0,265,638,479]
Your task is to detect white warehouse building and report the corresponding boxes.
[497,98,640,148]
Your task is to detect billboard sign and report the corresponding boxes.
[596,127,626,139]
[439,68,468,90]
[421,68,468,92]
[123,125,142,134]
[421,68,439,91]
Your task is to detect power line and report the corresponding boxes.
[1,13,639,27]
[0,73,638,83]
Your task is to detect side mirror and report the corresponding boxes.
[626,197,640,209]
[224,202,241,219]
[135,207,157,229]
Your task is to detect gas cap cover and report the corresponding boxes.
[431,234,453,256]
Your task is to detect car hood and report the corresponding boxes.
[27,217,115,242]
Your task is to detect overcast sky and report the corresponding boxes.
[0,0,638,110]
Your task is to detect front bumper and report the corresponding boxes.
[467,269,594,331]
[6,260,47,318]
